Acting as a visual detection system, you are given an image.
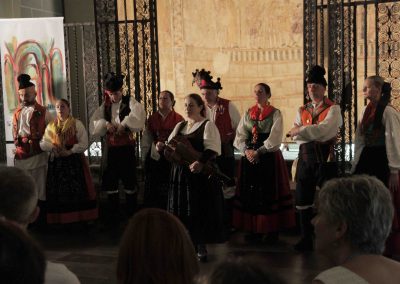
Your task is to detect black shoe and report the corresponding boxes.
[197,244,208,262]
[294,237,313,252]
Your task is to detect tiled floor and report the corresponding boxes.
[31,219,333,284]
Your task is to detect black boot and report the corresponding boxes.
[294,208,314,252]
[125,193,137,218]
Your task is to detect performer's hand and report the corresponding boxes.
[251,151,260,164]
[189,161,204,173]
[245,149,253,161]
[59,149,72,157]
[389,172,399,192]
[288,125,301,138]
[116,124,126,135]
[52,148,60,158]
[244,149,259,164]
[106,122,117,133]
[156,141,165,152]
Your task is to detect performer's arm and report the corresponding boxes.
[120,97,146,132]
[351,107,366,173]
[90,104,108,137]
[257,110,284,154]
[70,120,89,154]
[141,125,154,158]
[383,107,400,173]
[295,105,343,142]
[203,121,222,156]
[233,114,248,155]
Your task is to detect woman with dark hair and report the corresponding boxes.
[40,99,98,224]
[142,90,184,209]
[233,83,295,243]
[117,208,199,284]
[0,220,46,284]
[161,93,225,262]
[313,175,400,283]
[352,75,400,256]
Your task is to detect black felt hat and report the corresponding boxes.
[104,72,125,92]
[17,74,35,90]
[306,65,327,87]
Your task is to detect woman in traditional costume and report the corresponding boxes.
[158,93,225,262]
[142,90,183,209]
[40,99,98,224]
[352,75,400,256]
[233,83,295,243]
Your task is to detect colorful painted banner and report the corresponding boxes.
[0,17,67,164]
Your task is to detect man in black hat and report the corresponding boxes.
[12,73,52,224]
[91,72,145,222]
[288,65,342,252]
[192,69,241,233]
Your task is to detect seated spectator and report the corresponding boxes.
[313,175,400,284]
[117,208,199,284]
[0,219,46,284]
[0,166,80,284]
[200,257,285,284]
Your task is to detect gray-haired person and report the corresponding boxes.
[313,175,400,284]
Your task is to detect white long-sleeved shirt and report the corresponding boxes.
[352,105,400,173]
[234,109,283,155]
[168,119,221,156]
[90,96,145,138]
[293,103,343,144]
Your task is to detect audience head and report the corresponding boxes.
[314,175,393,256]
[0,166,38,227]
[0,219,46,284]
[117,208,199,284]
[202,257,285,284]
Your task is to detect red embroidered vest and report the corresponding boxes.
[13,103,46,159]
[214,98,234,144]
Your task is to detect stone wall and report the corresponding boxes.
[0,0,63,18]
[157,0,304,134]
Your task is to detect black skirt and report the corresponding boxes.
[168,164,226,244]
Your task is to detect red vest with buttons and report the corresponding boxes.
[13,103,47,160]
[214,98,234,144]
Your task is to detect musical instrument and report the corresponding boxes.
[164,136,232,184]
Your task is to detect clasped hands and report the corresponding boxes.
[106,122,126,135]
[245,149,259,164]
[52,146,72,157]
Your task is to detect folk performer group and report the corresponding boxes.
[11,64,400,261]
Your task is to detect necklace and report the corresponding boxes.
[187,121,195,129]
